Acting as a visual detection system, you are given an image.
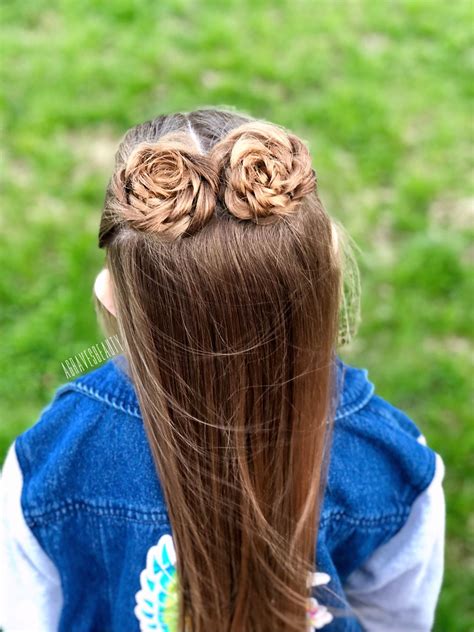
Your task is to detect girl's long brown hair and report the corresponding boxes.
[98,108,345,632]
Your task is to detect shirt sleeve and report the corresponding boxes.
[0,442,63,632]
[342,449,445,632]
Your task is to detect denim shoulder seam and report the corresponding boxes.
[57,383,141,419]
[23,499,168,527]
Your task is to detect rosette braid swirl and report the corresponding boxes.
[209,122,317,224]
[112,132,219,240]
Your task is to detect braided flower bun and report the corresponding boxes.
[114,132,219,240]
[209,121,317,224]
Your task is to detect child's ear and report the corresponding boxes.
[94,268,116,317]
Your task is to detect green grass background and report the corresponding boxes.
[1,1,472,629]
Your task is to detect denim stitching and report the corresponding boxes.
[334,382,375,420]
[319,509,408,530]
[24,499,408,531]
[63,369,373,423]
[24,500,168,526]
[64,383,141,418]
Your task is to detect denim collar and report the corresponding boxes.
[70,355,374,422]
[334,357,374,420]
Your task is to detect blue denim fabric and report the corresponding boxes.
[15,357,435,632]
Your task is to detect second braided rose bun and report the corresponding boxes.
[113,121,318,241]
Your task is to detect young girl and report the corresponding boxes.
[0,108,445,632]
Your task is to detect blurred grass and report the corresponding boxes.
[0,0,472,629]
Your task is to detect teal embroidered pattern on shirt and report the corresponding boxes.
[135,534,333,631]
[134,534,179,632]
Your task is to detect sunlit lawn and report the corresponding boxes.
[1,1,472,629]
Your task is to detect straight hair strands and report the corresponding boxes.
[97,108,359,632]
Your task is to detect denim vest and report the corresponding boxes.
[15,357,435,632]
